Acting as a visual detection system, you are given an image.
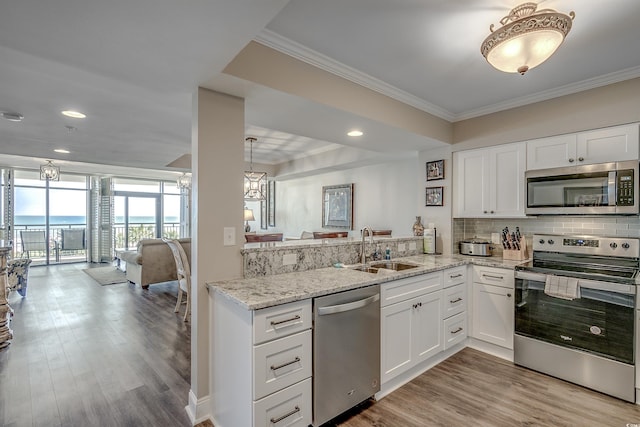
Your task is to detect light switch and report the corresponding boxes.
[491,233,501,244]
[223,227,236,246]
[283,253,297,265]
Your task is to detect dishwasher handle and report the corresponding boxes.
[317,293,380,315]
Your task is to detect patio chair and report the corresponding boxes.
[61,228,86,251]
[20,230,47,259]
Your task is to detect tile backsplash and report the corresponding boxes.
[453,216,640,255]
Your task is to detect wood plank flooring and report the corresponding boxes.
[0,262,191,427]
[332,347,640,427]
[4,263,640,427]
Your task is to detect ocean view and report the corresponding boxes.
[14,215,179,225]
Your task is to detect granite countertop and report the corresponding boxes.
[207,254,529,311]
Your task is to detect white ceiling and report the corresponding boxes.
[1,0,639,174]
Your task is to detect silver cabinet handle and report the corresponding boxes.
[270,406,300,424]
[317,294,379,315]
[450,327,463,334]
[271,356,300,371]
[449,273,463,279]
[482,274,504,280]
[412,301,423,309]
[270,315,301,326]
[449,297,463,304]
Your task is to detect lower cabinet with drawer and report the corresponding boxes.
[471,265,514,349]
[442,266,468,350]
[211,296,313,427]
[380,272,444,384]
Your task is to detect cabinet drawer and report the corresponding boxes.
[473,266,514,288]
[443,266,466,288]
[253,299,312,345]
[443,312,467,350]
[443,283,466,319]
[253,378,312,427]
[381,272,442,307]
[254,330,312,400]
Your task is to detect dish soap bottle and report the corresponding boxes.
[385,246,391,260]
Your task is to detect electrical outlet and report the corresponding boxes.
[408,242,417,251]
[283,253,297,266]
[491,233,501,244]
[223,227,236,246]
[398,243,406,252]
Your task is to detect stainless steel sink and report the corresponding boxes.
[351,265,379,274]
[370,261,419,271]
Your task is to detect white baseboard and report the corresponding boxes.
[467,337,514,362]
[186,389,211,426]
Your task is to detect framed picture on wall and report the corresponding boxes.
[322,183,354,229]
[268,180,276,227]
[426,186,444,206]
[426,159,444,181]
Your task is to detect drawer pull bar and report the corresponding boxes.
[270,315,301,327]
[482,274,504,280]
[271,356,300,371]
[449,297,463,304]
[270,405,300,424]
[450,327,464,335]
[449,273,463,279]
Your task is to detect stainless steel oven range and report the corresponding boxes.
[514,234,639,402]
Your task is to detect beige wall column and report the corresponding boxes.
[189,88,244,422]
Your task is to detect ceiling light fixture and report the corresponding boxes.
[61,110,86,119]
[54,149,70,154]
[1,111,24,122]
[176,173,192,191]
[347,130,363,137]
[40,160,60,181]
[244,137,267,201]
[481,2,575,75]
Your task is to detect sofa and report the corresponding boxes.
[117,238,191,289]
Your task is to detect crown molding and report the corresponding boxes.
[256,30,640,123]
[255,29,455,122]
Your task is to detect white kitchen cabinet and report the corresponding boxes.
[211,297,313,427]
[526,123,639,170]
[454,141,526,218]
[471,266,514,349]
[380,273,443,384]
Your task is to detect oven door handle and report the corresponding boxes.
[515,270,547,282]
[608,170,616,207]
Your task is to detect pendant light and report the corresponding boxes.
[244,137,267,201]
[40,160,60,181]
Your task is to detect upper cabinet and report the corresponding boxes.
[454,141,526,218]
[527,123,639,170]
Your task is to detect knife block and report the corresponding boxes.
[502,237,528,260]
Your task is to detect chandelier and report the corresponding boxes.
[481,2,575,75]
[40,160,60,181]
[244,137,267,201]
[176,173,192,190]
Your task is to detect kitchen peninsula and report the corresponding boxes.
[207,235,526,427]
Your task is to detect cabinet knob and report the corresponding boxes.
[483,210,488,214]
[490,210,495,214]
[507,293,512,298]
[578,157,584,162]
[568,158,575,163]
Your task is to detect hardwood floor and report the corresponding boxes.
[0,262,191,427]
[333,347,640,427]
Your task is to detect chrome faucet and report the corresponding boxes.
[361,226,373,264]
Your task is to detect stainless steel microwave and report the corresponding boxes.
[525,160,638,215]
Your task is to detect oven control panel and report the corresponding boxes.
[533,234,640,258]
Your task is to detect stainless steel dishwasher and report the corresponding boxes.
[313,285,380,426]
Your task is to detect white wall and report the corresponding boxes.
[271,157,420,238]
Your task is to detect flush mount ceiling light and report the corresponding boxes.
[244,137,267,201]
[61,110,86,119]
[347,130,363,137]
[1,111,24,122]
[176,172,192,190]
[40,160,60,181]
[481,2,575,75]
[54,149,70,154]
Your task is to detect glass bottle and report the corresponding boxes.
[412,216,424,236]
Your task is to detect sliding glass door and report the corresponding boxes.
[113,194,161,250]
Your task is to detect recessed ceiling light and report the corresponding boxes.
[54,149,70,154]
[347,130,363,137]
[61,110,86,119]
[1,111,24,122]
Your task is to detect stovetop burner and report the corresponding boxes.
[516,234,640,285]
